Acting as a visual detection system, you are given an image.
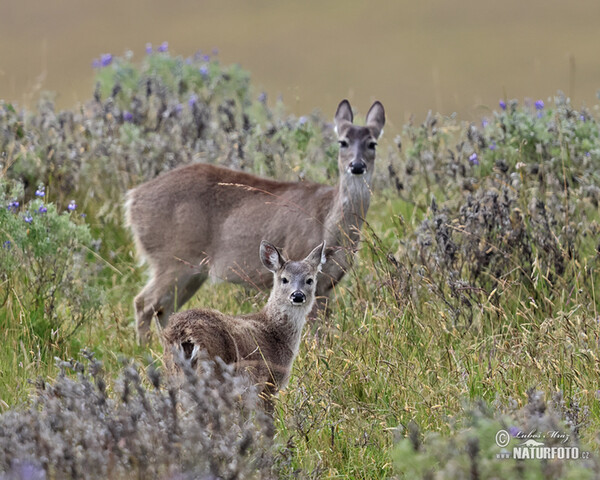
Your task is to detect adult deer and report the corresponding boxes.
[125,99,385,343]
[162,240,326,408]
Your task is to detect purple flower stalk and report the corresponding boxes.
[188,94,198,107]
[481,118,489,128]
[67,200,77,212]
[24,214,33,223]
[35,186,45,197]
[157,41,168,53]
[2,240,10,249]
[100,54,113,67]
[535,100,544,110]
[469,153,479,165]
[199,65,209,77]
[123,111,133,122]
[145,42,153,54]
[298,116,308,126]
[258,92,267,103]
[499,100,507,111]
[8,200,19,211]
[489,141,497,151]
[508,426,521,437]
[38,205,47,214]
[202,54,211,62]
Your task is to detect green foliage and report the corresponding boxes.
[0,179,103,346]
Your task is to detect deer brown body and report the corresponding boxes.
[126,99,385,343]
[162,241,326,401]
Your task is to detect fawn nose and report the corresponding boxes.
[290,291,306,305]
[349,161,366,175]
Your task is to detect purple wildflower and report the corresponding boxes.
[537,111,543,119]
[489,141,497,151]
[35,186,45,197]
[38,205,47,214]
[499,100,507,111]
[258,92,267,104]
[24,214,33,223]
[580,114,586,122]
[535,100,544,110]
[298,116,308,126]
[67,200,77,212]
[2,240,10,249]
[469,153,479,165]
[481,118,489,128]
[8,200,20,211]
[157,41,168,53]
[586,152,591,157]
[202,54,211,62]
[508,426,521,437]
[100,54,113,67]
[145,42,153,54]
[123,111,133,122]
[188,94,198,108]
[199,65,209,77]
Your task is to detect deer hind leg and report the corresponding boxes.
[134,267,207,345]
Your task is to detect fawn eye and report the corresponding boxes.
[368,141,377,150]
[338,139,349,148]
[282,277,289,284]
[306,278,313,285]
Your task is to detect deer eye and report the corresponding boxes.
[282,277,289,284]
[368,141,377,150]
[306,278,313,285]
[338,139,349,148]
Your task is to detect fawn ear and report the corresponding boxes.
[334,99,353,136]
[366,101,385,139]
[260,241,285,272]
[305,241,327,272]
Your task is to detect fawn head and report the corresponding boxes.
[334,99,386,181]
[260,240,326,310]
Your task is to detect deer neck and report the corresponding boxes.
[325,174,372,247]
[262,300,310,359]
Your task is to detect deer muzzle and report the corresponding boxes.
[290,291,306,305]
[348,160,367,175]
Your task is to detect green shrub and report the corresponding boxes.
[0,179,103,346]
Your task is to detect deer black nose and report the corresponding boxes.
[291,291,306,304]
[349,161,366,175]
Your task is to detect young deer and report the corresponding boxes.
[126,99,385,344]
[162,240,326,404]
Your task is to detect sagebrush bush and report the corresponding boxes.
[0,350,274,480]
[393,391,600,479]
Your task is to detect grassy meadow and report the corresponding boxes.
[1,50,600,478]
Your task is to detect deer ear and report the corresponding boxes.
[260,241,285,272]
[305,241,327,272]
[334,99,353,136]
[366,101,385,139]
